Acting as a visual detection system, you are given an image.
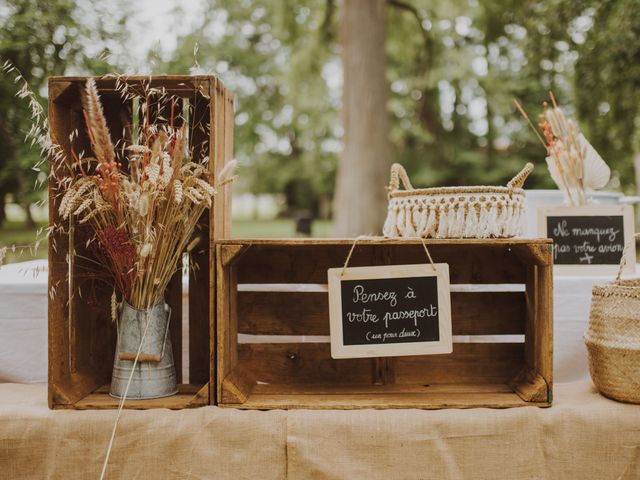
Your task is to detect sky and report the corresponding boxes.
[126,0,207,66]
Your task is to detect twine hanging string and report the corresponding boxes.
[615,233,640,283]
[99,306,169,480]
[340,235,437,277]
[419,237,437,271]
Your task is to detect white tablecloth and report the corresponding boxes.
[553,274,606,383]
[0,260,190,383]
[0,261,48,383]
[1,260,636,384]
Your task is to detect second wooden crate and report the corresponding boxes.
[215,238,553,409]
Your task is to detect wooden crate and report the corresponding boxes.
[215,238,553,409]
[48,75,234,409]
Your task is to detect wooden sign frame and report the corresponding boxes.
[537,204,636,275]
[327,263,452,359]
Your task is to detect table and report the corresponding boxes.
[2,260,635,384]
[1,382,639,479]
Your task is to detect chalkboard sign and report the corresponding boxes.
[537,205,635,274]
[327,263,452,359]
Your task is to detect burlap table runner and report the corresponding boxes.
[1,382,639,479]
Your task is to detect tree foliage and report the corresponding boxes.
[163,0,339,216]
[574,0,640,185]
[0,0,128,225]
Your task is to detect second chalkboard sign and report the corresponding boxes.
[327,263,452,359]
[537,205,636,274]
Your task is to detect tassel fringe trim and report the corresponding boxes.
[383,194,527,239]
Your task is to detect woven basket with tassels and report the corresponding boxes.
[585,233,640,403]
[383,162,534,239]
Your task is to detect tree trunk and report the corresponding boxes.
[635,151,640,195]
[24,202,36,229]
[333,0,391,236]
[0,193,5,227]
[634,151,640,228]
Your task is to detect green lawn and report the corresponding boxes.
[0,219,334,264]
[0,221,48,264]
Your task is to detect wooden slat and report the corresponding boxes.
[166,269,183,383]
[48,94,106,406]
[250,382,515,395]
[221,387,549,410]
[237,343,373,385]
[68,383,207,410]
[452,292,525,334]
[189,84,212,385]
[394,342,524,384]
[386,244,526,283]
[137,70,186,379]
[234,244,526,284]
[236,291,525,336]
[522,261,554,403]
[101,94,133,168]
[209,78,235,403]
[237,291,328,335]
[511,243,553,267]
[372,357,395,385]
[236,342,523,385]
[536,263,554,399]
[189,223,209,385]
[235,245,375,284]
[48,92,74,408]
[87,283,116,377]
[229,266,239,373]
[66,105,113,376]
[223,86,234,236]
[209,79,221,402]
[523,266,537,374]
[69,226,115,379]
[49,76,230,98]
[219,238,552,246]
[90,94,132,378]
[216,244,239,403]
[154,86,186,383]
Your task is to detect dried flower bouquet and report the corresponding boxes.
[515,92,610,207]
[58,79,236,311]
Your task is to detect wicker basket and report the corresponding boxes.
[585,276,640,404]
[383,163,534,239]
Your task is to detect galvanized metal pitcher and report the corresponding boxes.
[110,300,178,399]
